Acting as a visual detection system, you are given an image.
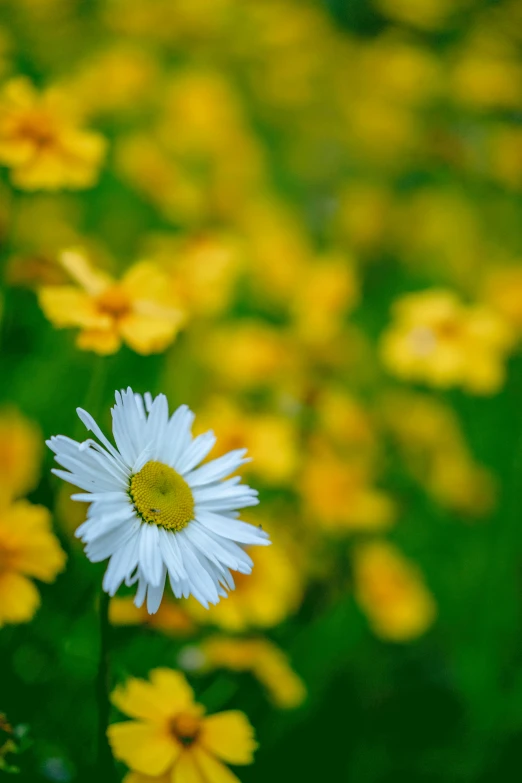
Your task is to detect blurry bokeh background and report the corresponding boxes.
[2,0,522,780]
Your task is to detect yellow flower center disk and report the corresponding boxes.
[96,285,131,319]
[130,460,195,531]
[169,713,201,747]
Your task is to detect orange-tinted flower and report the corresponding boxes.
[353,541,436,641]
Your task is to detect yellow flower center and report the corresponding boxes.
[17,112,56,149]
[96,285,131,319]
[129,460,194,531]
[169,713,201,747]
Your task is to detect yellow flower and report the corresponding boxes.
[482,265,522,333]
[315,389,377,462]
[194,398,299,486]
[291,253,359,347]
[38,249,185,355]
[110,597,195,637]
[381,392,496,517]
[146,232,243,318]
[108,668,257,783]
[66,45,159,118]
[184,637,306,710]
[451,39,522,111]
[429,451,496,518]
[187,526,303,631]
[0,77,106,190]
[201,321,293,390]
[380,289,515,394]
[374,0,466,30]
[0,408,42,503]
[353,541,436,642]
[0,500,66,627]
[300,445,394,533]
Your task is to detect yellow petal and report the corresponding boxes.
[112,676,181,722]
[149,669,195,712]
[6,502,66,581]
[121,260,171,301]
[38,286,109,329]
[191,748,242,783]
[200,711,257,765]
[59,248,113,296]
[118,313,181,355]
[107,721,178,776]
[0,571,40,625]
[124,772,171,783]
[171,751,205,783]
[76,328,121,355]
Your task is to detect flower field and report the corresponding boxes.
[1,1,522,781]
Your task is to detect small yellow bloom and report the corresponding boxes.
[0,78,106,190]
[108,668,257,783]
[380,289,515,394]
[0,408,42,503]
[38,249,185,355]
[0,500,66,627]
[187,527,303,631]
[195,398,299,486]
[353,541,436,642]
[374,0,466,30]
[300,447,394,533]
[185,637,306,710]
[381,392,496,517]
[201,322,293,390]
[482,265,522,333]
[66,45,159,118]
[291,253,359,347]
[146,232,243,318]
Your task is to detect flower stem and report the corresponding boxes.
[96,589,117,780]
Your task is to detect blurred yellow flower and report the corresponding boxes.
[38,249,185,355]
[182,637,306,710]
[0,408,42,503]
[300,445,394,533]
[187,528,303,631]
[66,45,159,118]
[429,450,496,518]
[108,668,257,783]
[357,34,441,106]
[451,40,522,110]
[195,398,299,486]
[147,232,243,318]
[291,253,359,347]
[116,134,204,224]
[0,77,106,190]
[482,265,522,334]
[110,597,195,637]
[353,541,436,642]
[381,392,496,517]
[374,0,467,30]
[201,321,293,390]
[0,500,66,627]
[380,289,515,394]
[315,389,377,462]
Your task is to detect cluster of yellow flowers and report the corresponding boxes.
[1,0,521,778]
[0,410,65,627]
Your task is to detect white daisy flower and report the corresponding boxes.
[47,388,270,613]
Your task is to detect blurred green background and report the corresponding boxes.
[2,0,522,781]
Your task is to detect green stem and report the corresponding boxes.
[96,589,117,780]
